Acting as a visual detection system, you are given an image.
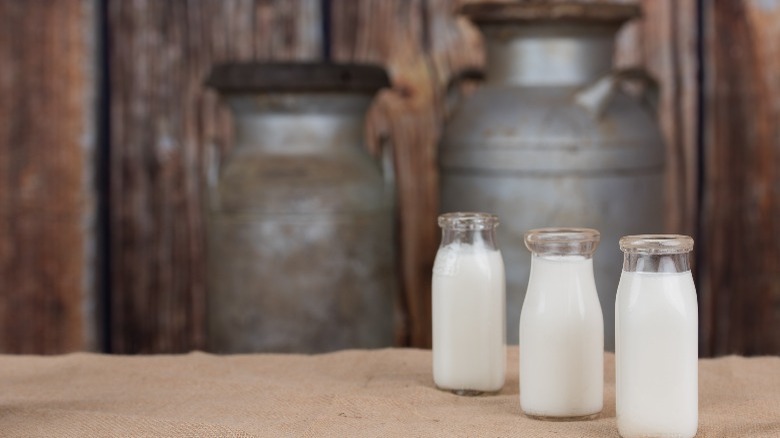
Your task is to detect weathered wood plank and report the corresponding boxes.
[331,0,484,347]
[0,0,98,353]
[331,0,436,348]
[108,0,321,353]
[623,0,699,236]
[615,1,705,352]
[700,0,780,356]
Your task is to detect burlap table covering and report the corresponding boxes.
[0,347,777,437]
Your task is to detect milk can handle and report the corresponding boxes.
[574,67,659,119]
[444,68,484,119]
[377,133,396,201]
[203,140,222,213]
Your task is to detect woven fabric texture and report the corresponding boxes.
[0,347,778,437]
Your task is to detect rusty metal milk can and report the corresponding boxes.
[440,3,664,350]
[206,63,396,353]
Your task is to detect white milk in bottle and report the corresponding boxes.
[616,235,698,438]
[432,212,506,395]
[519,228,604,420]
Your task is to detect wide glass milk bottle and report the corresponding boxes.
[520,228,604,420]
[432,212,506,395]
[616,235,698,438]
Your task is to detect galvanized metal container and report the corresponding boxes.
[440,3,664,350]
[206,63,396,353]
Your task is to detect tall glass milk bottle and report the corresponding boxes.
[616,235,698,438]
[432,212,506,395]
[520,228,604,420]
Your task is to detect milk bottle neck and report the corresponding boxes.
[619,234,694,273]
[532,253,593,261]
[480,23,618,87]
[438,212,500,250]
[226,93,371,155]
[622,253,691,273]
[440,228,498,250]
[527,255,596,299]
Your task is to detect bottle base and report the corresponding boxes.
[436,386,499,396]
[523,412,600,422]
[617,426,697,438]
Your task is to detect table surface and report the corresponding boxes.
[0,347,778,437]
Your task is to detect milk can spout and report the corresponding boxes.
[574,68,660,119]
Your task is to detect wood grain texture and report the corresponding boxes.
[700,0,780,356]
[615,0,707,352]
[331,0,482,347]
[108,0,321,353]
[620,0,699,236]
[0,0,97,353]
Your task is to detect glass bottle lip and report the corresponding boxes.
[438,212,499,230]
[619,234,694,254]
[524,227,600,256]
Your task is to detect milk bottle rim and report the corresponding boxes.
[619,234,694,255]
[438,212,499,230]
[524,227,600,257]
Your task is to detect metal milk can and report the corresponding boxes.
[440,3,664,350]
[206,63,396,353]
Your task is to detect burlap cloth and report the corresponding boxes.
[0,348,777,437]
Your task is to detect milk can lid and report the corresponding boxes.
[206,62,391,94]
[460,1,641,24]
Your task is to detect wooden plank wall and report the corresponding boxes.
[700,0,780,356]
[2,0,778,355]
[0,0,97,353]
[107,0,321,353]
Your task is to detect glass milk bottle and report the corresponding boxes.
[616,235,698,438]
[519,228,604,420]
[432,212,506,395]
